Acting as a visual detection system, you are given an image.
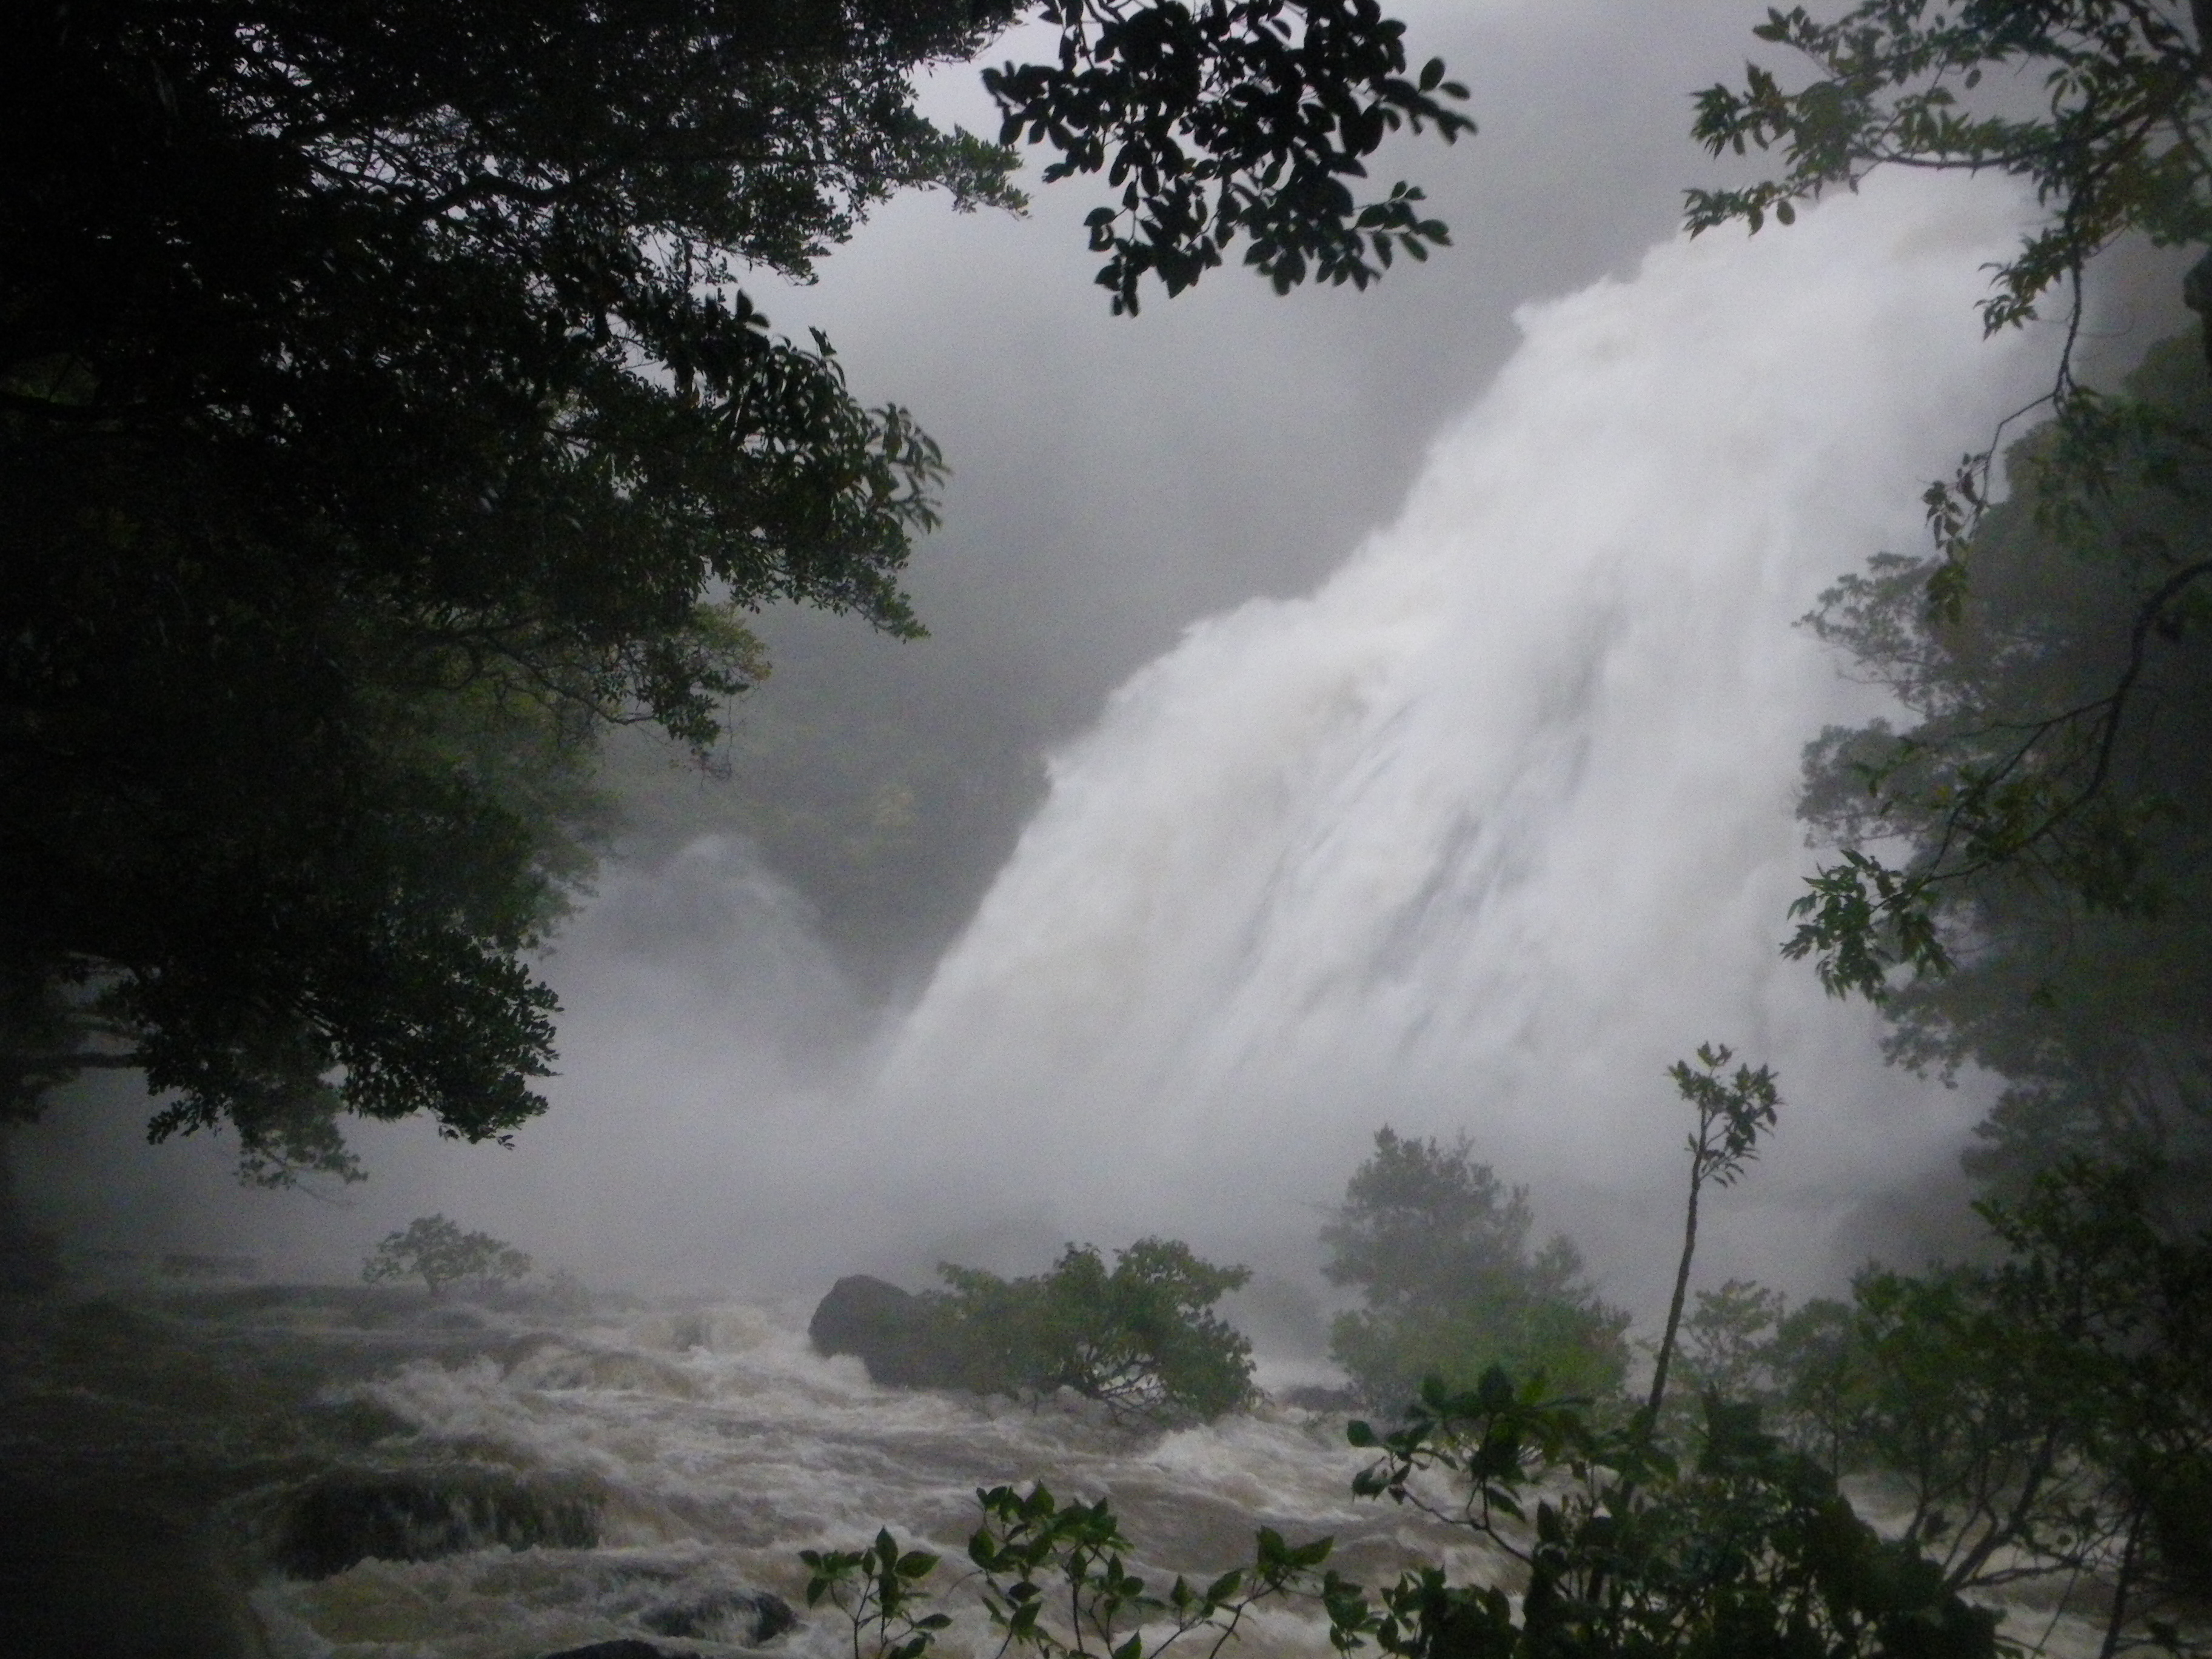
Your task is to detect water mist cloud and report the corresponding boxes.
[850,172,2053,1311]
[19,173,2053,1342]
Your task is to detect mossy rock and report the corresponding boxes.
[270,1465,601,1578]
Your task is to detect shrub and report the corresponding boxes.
[927,1238,1256,1426]
[360,1215,531,1298]
[796,1051,2012,1659]
[1321,1128,1629,1411]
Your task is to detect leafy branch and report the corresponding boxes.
[805,1485,1363,1659]
[984,0,1473,313]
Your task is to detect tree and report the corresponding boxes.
[1342,1372,2002,1659]
[360,1213,533,1297]
[1644,1045,1780,1427]
[1,0,1473,1177]
[1694,1163,2212,1659]
[927,1238,1258,1425]
[1688,2,2212,997]
[1321,1128,1629,1412]
[793,1061,2016,1659]
[1689,1,2212,350]
[1794,338,2212,1187]
[1674,1277,1788,1403]
[800,1492,1359,1659]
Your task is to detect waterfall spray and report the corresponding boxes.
[861,173,2049,1307]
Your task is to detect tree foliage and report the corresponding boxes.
[803,1384,2010,1659]
[1794,338,2212,1187]
[985,0,1472,313]
[1,0,1472,1175]
[1346,1373,2000,1659]
[802,1489,1361,1659]
[1689,4,2212,1002]
[802,1059,2200,1659]
[925,1238,1257,1426]
[360,1213,533,1297]
[1649,1163,2212,1659]
[1645,1045,1781,1426]
[1321,1128,1630,1412]
[1689,1,2212,338]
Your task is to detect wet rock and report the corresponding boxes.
[808,1274,959,1387]
[641,1588,796,1643]
[0,1222,61,1296]
[300,1396,418,1449]
[540,1644,679,1659]
[271,1466,600,1578]
[1279,1382,1362,1413]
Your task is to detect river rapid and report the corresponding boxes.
[0,1278,1481,1658]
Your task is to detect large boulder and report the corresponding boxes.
[270,1466,601,1579]
[0,1483,262,1659]
[642,1589,794,1644]
[537,1586,794,1656]
[808,1275,960,1388]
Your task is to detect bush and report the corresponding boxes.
[1322,1128,1629,1412]
[794,1051,2014,1659]
[925,1238,1256,1426]
[1701,1162,2212,1645]
[360,1215,531,1298]
[802,1392,2003,1659]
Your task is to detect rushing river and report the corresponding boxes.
[2,1279,1484,1658]
[2,1272,2134,1659]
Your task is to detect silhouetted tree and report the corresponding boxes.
[1322,1127,1629,1411]
[0,0,1471,1176]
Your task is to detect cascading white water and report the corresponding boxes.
[98,172,2053,1312]
[845,173,2048,1304]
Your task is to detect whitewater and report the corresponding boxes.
[523,169,2050,1308]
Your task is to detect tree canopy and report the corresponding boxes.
[1690,1,2212,1003]
[1690,1,2212,346]
[1797,336,2212,1190]
[928,1238,1257,1425]
[1,0,1471,1178]
[1321,1128,1629,1411]
[360,1213,534,1298]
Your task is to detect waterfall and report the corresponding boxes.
[862,173,2047,1304]
[38,175,2051,1312]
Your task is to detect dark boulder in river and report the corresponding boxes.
[0,1481,261,1659]
[541,1602,794,1659]
[808,1273,959,1387]
[272,1466,601,1578]
[642,1588,796,1643]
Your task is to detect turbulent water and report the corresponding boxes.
[4,1273,2128,1659]
[2,1282,1475,1658]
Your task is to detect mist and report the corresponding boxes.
[12,1,2112,1349]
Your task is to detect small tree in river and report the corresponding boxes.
[361,1215,532,1298]
[928,1238,1256,1426]
[1322,1127,1629,1412]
